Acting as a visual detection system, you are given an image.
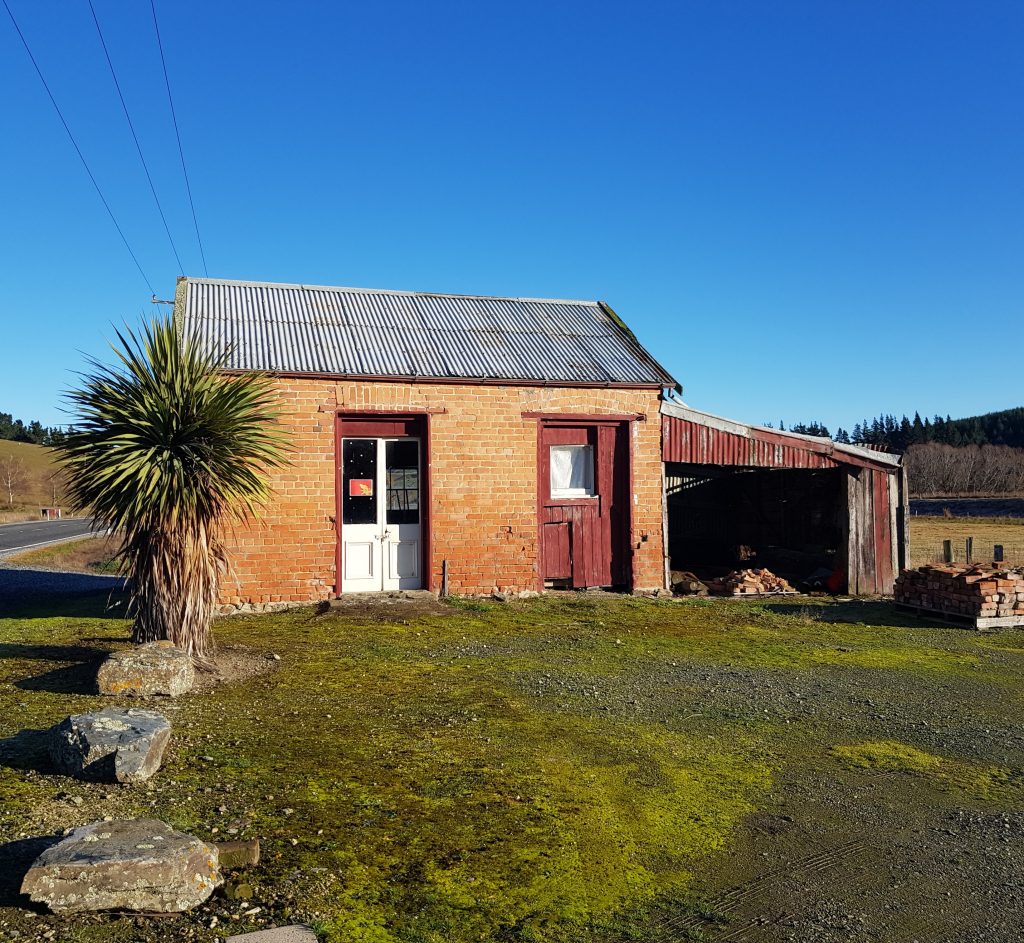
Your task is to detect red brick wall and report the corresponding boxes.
[220,378,666,605]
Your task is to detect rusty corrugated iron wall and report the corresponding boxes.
[662,415,841,469]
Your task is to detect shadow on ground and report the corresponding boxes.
[14,662,103,696]
[0,836,60,909]
[764,599,956,630]
[0,728,53,775]
[0,566,127,620]
[0,638,110,695]
[0,643,111,662]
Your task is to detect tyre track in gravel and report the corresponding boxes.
[647,838,872,940]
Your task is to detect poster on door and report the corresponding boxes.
[349,479,373,497]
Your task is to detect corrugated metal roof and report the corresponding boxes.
[661,401,902,471]
[177,277,677,387]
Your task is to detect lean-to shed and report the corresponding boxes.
[661,401,907,595]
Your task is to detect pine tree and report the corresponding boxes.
[898,416,912,451]
[911,412,925,444]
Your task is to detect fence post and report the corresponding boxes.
[994,544,1004,563]
[942,539,953,563]
[965,536,973,564]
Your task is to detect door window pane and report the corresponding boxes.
[386,439,420,524]
[343,439,377,525]
[550,444,594,497]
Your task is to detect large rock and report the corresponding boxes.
[226,928,319,943]
[97,641,194,697]
[49,707,171,783]
[21,818,220,913]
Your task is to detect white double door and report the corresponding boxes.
[341,437,422,592]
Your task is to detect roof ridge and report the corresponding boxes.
[179,275,602,307]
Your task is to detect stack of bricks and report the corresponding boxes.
[895,564,1024,620]
[708,568,797,596]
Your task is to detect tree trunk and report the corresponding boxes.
[128,520,223,658]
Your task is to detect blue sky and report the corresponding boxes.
[2,0,1021,433]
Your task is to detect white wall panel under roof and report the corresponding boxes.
[178,277,677,386]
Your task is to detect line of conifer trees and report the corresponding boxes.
[0,411,67,446]
[772,407,1024,453]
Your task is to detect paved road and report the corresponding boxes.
[0,518,99,555]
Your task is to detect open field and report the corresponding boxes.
[1,585,1023,942]
[0,441,61,523]
[909,514,1024,567]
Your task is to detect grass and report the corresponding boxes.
[908,514,1024,566]
[4,535,121,573]
[2,593,1024,941]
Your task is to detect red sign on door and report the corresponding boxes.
[349,479,373,497]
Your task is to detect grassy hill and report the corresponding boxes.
[0,440,63,521]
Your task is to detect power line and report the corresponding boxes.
[87,0,184,273]
[2,0,155,294]
[150,0,208,276]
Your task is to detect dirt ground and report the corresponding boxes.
[635,614,1024,942]
[1,585,1023,942]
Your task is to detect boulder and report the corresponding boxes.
[97,641,194,697]
[216,839,260,870]
[226,927,319,943]
[21,818,220,913]
[49,707,171,783]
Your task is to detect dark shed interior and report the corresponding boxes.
[665,462,846,587]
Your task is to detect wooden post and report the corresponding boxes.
[965,536,973,564]
[942,539,953,563]
[995,544,1004,563]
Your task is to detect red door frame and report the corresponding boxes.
[534,417,635,592]
[334,411,432,595]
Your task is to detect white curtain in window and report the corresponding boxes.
[550,445,594,494]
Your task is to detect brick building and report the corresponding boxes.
[177,277,678,606]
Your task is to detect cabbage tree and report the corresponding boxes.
[59,316,287,658]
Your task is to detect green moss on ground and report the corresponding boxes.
[832,739,1020,801]
[1,593,1022,941]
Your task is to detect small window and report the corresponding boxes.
[385,439,420,525]
[550,444,594,498]
[342,438,377,525]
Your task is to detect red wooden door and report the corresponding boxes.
[539,422,629,588]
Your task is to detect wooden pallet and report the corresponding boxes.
[894,602,1024,631]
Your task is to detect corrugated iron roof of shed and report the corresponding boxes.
[177,277,678,387]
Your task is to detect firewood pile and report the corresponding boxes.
[670,570,709,596]
[707,568,797,596]
[895,564,1024,620]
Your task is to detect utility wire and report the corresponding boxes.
[1,0,155,294]
[87,0,184,273]
[150,0,208,276]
